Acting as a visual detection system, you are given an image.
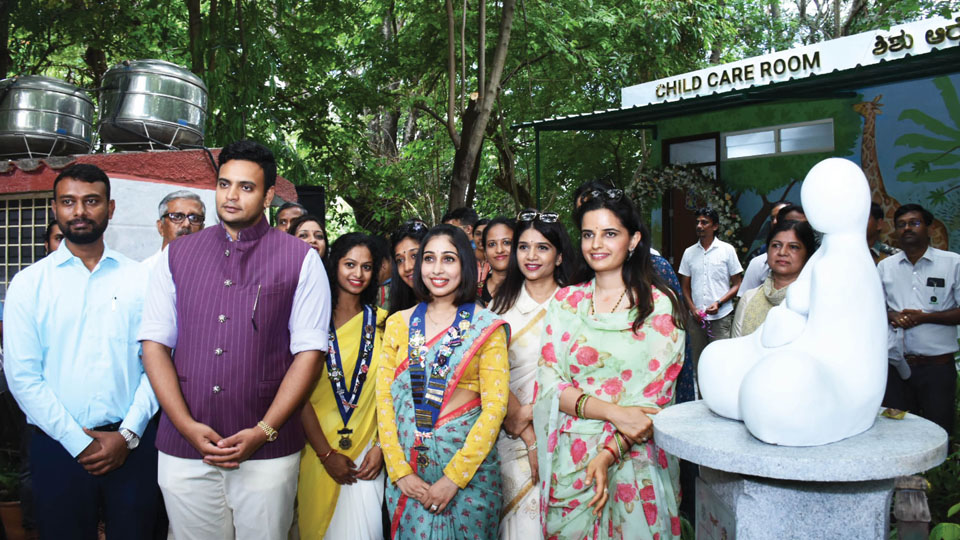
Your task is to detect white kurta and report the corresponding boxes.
[497,284,554,540]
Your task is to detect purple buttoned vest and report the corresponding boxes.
[155,217,312,460]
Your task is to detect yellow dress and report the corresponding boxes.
[298,307,386,540]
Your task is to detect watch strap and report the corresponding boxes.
[257,421,278,442]
[119,428,140,450]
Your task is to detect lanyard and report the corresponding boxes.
[407,302,475,436]
[326,304,376,449]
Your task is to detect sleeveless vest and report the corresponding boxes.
[155,217,312,459]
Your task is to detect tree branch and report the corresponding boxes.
[445,0,459,147]
[414,102,459,144]
[841,0,867,36]
[478,0,486,100]
[460,0,466,113]
[500,50,552,87]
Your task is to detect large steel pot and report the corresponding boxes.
[0,75,94,159]
[98,59,208,150]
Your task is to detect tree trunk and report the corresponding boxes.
[447,0,516,210]
[83,47,108,89]
[208,0,219,74]
[477,0,485,99]
[491,120,533,209]
[186,0,204,74]
[445,0,458,146]
[0,0,14,78]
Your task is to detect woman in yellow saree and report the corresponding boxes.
[298,233,387,539]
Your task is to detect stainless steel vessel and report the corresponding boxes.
[98,59,208,150]
[0,75,95,159]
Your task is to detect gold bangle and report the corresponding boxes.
[318,448,336,463]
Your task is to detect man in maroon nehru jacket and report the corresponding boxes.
[139,140,330,539]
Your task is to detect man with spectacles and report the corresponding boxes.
[878,203,960,435]
[142,190,207,273]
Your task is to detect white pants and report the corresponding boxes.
[158,451,300,540]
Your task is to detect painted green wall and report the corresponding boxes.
[650,95,863,195]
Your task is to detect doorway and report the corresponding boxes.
[661,133,720,266]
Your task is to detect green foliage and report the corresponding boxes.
[924,368,960,537]
[5,1,957,232]
[931,521,960,540]
[896,77,960,196]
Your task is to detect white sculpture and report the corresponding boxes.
[698,158,888,446]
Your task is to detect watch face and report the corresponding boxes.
[121,429,140,450]
[267,431,279,442]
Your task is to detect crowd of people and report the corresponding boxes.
[0,138,957,540]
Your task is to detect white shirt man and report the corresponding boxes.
[878,205,960,436]
[679,210,743,344]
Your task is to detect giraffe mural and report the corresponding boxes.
[853,95,950,249]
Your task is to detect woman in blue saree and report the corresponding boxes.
[376,224,510,539]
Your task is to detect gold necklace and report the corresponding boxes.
[426,306,454,327]
[590,287,628,315]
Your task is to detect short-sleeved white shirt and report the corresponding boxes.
[738,253,770,297]
[878,246,960,356]
[678,237,744,320]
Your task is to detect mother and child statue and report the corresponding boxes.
[700,158,888,446]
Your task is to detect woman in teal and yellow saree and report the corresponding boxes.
[376,224,510,540]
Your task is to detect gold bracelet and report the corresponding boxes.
[257,420,278,442]
[318,448,335,463]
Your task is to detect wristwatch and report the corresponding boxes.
[257,420,279,442]
[119,428,140,450]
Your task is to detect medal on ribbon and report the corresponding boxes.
[326,305,377,452]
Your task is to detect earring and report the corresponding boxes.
[628,248,635,259]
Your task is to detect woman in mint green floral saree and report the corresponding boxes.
[533,189,687,540]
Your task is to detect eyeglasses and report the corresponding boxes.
[517,209,560,223]
[163,212,205,225]
[895,219,925,229]
[578,188,624,205]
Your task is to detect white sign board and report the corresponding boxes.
[621,14,960,109]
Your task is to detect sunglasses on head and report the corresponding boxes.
[578,188,624,205]
[517,209,560,223]
[403,220,427,232]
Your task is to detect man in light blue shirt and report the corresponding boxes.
[3,163,161,539]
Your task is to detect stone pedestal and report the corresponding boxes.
[653,401,948,540]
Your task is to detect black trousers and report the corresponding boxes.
[31,418,161,540]
[883,363,957,437]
